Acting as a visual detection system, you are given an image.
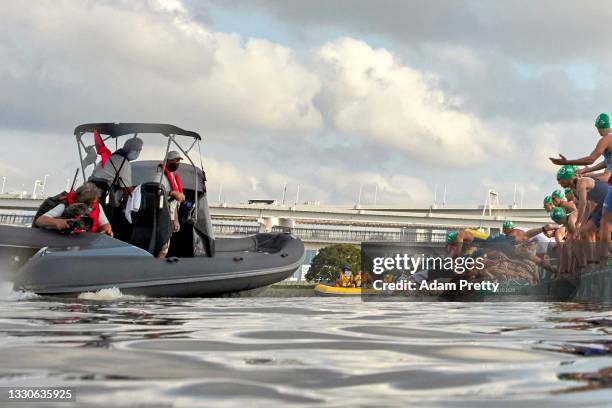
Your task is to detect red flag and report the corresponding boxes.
[94,129,112,168]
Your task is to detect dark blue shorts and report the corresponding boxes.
[589,204,604,228]
[604,185,612,213]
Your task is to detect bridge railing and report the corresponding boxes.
[0,214,34,226]
[272,226,447,243]
[213,223,260,236]
[0,214,448,243]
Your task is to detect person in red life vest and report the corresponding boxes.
[163,151,186,209]
[156,151,185,258]
[35,183,113,236]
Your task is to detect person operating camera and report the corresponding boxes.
[35,182,113,236]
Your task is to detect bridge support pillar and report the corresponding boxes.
[258,217,278,232]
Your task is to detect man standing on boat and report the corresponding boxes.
[161,151,186,232]
[88,136,144,241]
[89,136,144,198]
[156,151,186,258]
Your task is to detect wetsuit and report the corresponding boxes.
[603,149,612,212]
[587,177,609,227]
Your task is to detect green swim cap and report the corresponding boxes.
[595,113,610,129]
[557,165,576,180]
[552,189,564,199]
[543,196,554,205]
[564,188,574,197]
[551,207,566,224]
[502,220,514,230]
[446,231,458,244]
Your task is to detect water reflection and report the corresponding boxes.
[558,367,612,392]
[0,295,610,406]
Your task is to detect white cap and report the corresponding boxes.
[166,151,183,161]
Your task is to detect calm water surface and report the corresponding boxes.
[0,284,611,407]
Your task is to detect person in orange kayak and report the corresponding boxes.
[335,265,354,288]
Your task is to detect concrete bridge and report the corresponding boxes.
[0,197,550,247]
[0,197,551,282]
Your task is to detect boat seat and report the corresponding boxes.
[129,183,171,255]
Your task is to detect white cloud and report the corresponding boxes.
[2,0,591,206]
[315,38,509,166]
[0,0,322,134]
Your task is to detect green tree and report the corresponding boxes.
[305,244,361,282]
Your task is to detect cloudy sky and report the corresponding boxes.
[1,0,610,207]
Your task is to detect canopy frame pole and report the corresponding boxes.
[185,138,198,154]
[168,134,199,221]
[158,136,173,188]
[75,133,86,183]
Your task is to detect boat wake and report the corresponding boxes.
[78,287,145,301]
[0,280,39,301]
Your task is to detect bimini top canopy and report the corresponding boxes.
[74,123,201,140]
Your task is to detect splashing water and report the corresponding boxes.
[0,280,39,301]
[78,287,144,301]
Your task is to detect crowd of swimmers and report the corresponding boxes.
[446,112,612,279]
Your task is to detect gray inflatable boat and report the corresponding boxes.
[2,225,303,297]
[2,123,304,297]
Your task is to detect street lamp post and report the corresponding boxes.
[32,180,41,199]
[41,174,49,196]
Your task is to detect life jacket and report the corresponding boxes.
[32,191,69,227]
[164,166,183,193]
[66,191,100,233]
[338,273,352,287]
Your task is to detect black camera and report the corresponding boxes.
[60,203,94,234]
[65,216,94,233]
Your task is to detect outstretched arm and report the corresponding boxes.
[524,227,546,239]
[550,137,608,165]
[577,160,606,175]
